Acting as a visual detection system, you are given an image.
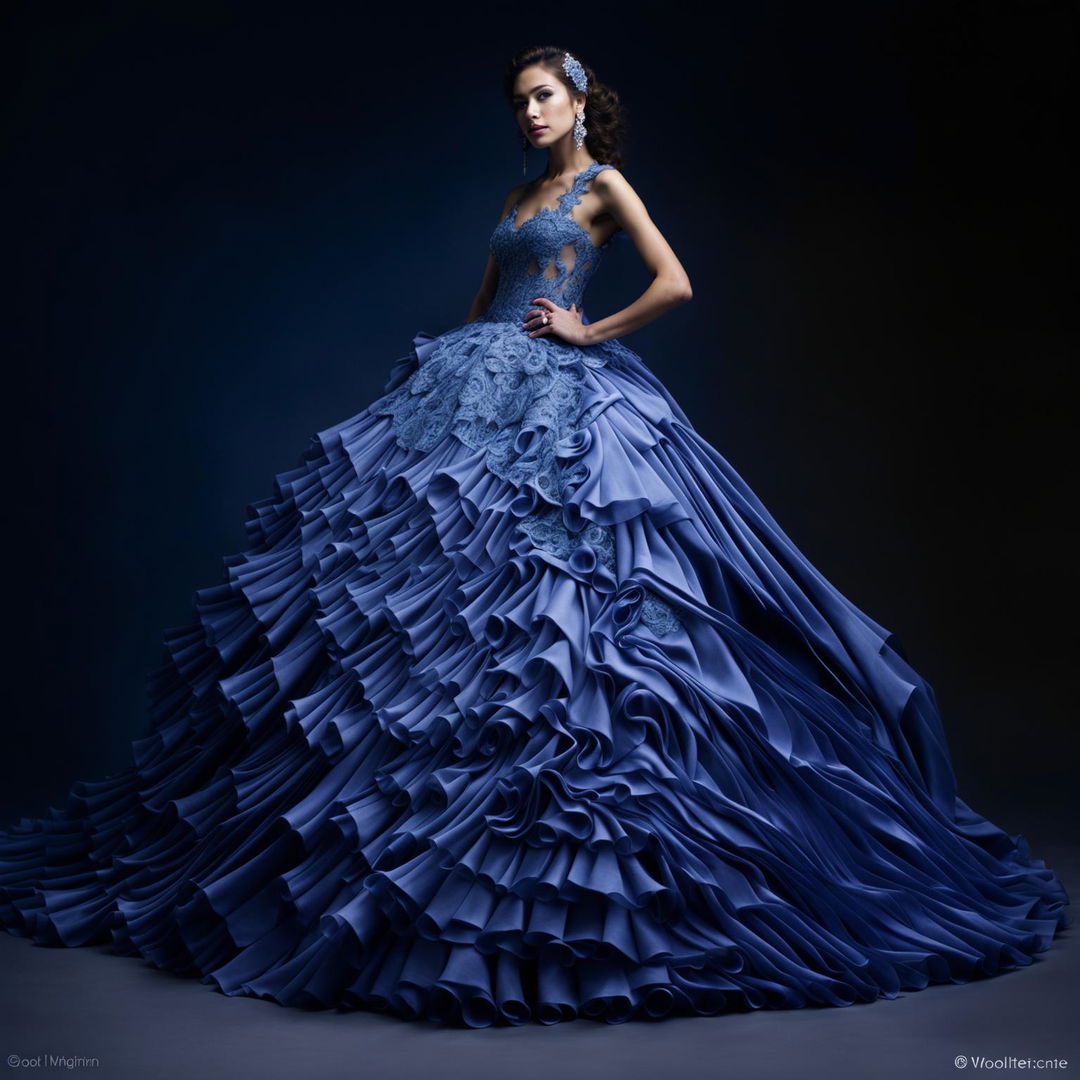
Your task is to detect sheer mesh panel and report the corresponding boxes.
[485,163,616,323]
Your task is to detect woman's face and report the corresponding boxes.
[512,63,583,147]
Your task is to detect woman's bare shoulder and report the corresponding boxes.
[490,180,527,224]
[592,166,646,214]
[496,179,529,217]
[593,165,630,192]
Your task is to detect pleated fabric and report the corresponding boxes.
[0,315,1068,1027]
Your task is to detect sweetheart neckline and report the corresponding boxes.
[505,162,611,250]
[504,205,612,251]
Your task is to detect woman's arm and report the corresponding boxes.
[578,169,693,344]
[464,182,527,323]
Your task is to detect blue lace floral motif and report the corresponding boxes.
[374,323,610,498]
[374,161,682,638]
[517,503,617,567]
[483,163,617,325]
[516,505,682,637]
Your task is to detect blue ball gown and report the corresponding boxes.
[0,162,1069,1027]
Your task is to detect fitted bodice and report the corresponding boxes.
[372,159,681,634]
[482,162,617,324]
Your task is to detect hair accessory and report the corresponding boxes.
[521,53,589,172]
[562,53,587,93]
[563,53,588,149]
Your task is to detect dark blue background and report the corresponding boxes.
[3,0,1075,838]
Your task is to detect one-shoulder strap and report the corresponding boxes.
[560,162,613,214]
[507,162,614,229]
[571,161,613,190]
[525,161,613,199]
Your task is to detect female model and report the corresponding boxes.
[0,44,1068,1028]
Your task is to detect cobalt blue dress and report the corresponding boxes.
[0,162,1069,1026]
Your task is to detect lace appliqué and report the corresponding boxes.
[373,158,683,641]
[375,326,610,501]
[516,505,683,638]
[484,162,616,325]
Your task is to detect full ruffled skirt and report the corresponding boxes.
[0,322,1069,1026]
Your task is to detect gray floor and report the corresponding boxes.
[1,843,1076,1080]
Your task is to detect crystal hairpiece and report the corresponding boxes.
[562,52,587,93]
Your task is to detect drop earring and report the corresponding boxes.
[522,133,528,176]
[573,108,587,151]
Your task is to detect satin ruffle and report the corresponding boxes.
[0,325,1069,1027]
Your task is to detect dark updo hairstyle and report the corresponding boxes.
[503,45,627,171]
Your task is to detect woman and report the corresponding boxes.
[0,44,1068,1028]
